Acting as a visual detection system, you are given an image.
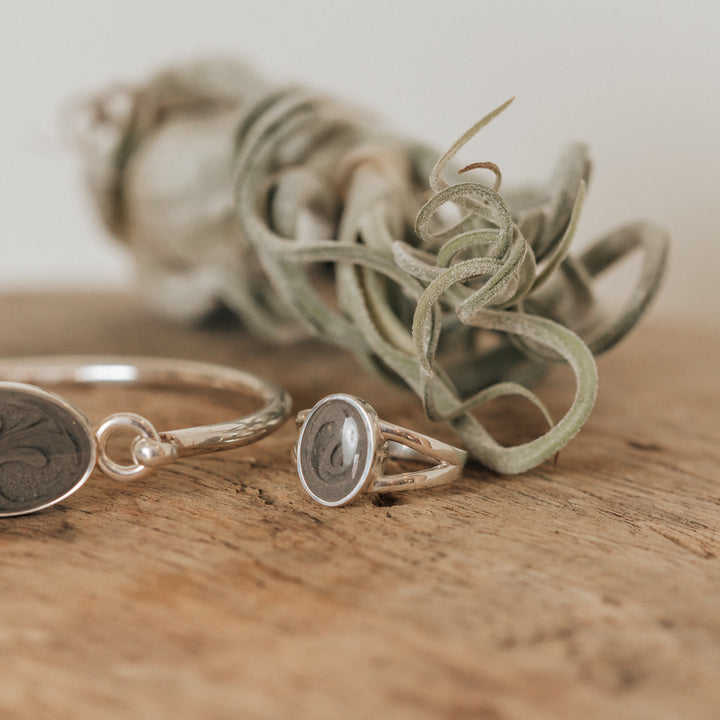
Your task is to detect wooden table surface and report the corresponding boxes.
[0,292,718,720]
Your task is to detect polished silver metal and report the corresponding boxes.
[295,393,468,507]
[0,356,292,514]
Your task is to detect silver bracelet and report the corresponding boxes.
[0,356,291,517]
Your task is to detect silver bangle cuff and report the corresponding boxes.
[0,356,291,517]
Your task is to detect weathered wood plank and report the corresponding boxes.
[0,292,718,719]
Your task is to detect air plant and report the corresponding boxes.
[72,58,668,473]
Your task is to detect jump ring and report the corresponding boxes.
[95,412,162,482]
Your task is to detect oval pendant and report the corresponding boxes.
[0,383,96,517]
[296,394,377,507]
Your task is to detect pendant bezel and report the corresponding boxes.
[296,393,380,507]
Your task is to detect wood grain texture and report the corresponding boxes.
[0,291,718,720]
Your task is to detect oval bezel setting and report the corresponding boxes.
[296,394,378,507]
[0,382,97,517]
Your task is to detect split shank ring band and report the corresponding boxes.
[0,356,291,517]
[295,394,468,506]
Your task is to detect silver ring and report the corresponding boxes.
[294,393,468,507]
[0,356,291,517]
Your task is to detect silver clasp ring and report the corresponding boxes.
[95,412,164,482]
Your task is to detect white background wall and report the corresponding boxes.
[0,0,717,323]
